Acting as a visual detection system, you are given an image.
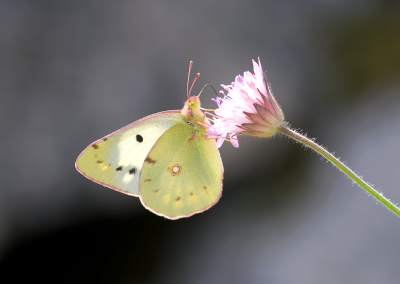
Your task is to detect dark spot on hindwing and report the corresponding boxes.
[116,166,122,171]
[203,186,207,189]
[190,192,194,196]
[136,134,143,143]
[103,138,108,141]
[176,197,181,201]
[92,144,99,149]
[144,179,152,182]
[96,160,104,164]
[129,167,137,175]
[153,189,159,193]
[145,157,156,164]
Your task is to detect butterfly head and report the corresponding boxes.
[188,96,200,109]
[181,95,206,123]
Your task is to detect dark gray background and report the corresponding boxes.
[1,0,400,283]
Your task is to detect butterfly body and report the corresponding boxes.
[76,96,223,219]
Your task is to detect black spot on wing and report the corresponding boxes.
[136,135,143,143]
[116,166,122,171]
[92,144,99,149]
[129,167,137,175]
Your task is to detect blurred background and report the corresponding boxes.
[1,0,400,283]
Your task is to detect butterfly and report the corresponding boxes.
[75,62,223,220]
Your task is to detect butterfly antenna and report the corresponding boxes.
[189,72,200,98]
[198,84,218,98]
[187,61,193,100]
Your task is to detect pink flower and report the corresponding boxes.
[207,58,284,148]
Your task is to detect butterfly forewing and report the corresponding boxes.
[75,111,183,196]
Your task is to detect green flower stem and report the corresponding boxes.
[278,123,400,217]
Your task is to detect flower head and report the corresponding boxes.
[207,58,284,148]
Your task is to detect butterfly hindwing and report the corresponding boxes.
[139,123,223,219]
[75,111,184,196]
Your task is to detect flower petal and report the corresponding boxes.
[230,134,239,148]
